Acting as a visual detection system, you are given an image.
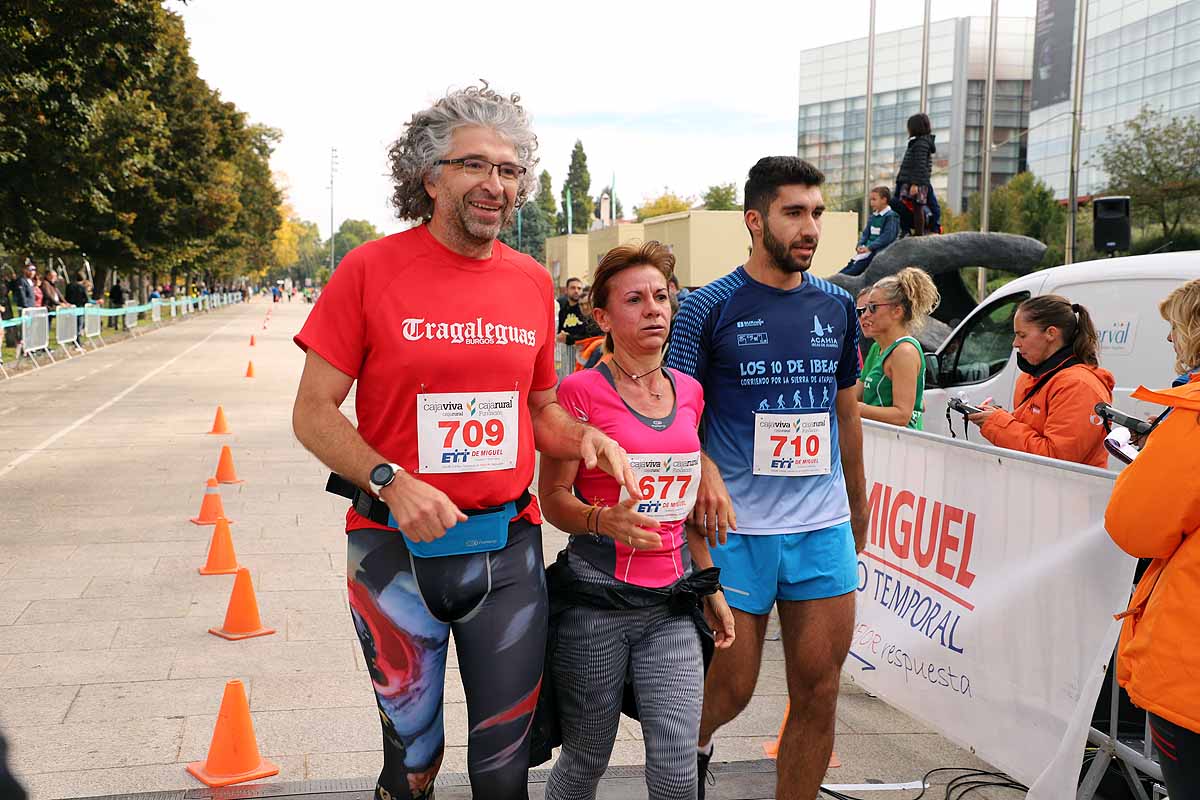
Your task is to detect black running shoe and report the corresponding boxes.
[697,745,714,800]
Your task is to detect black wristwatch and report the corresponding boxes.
[368,462,403,496]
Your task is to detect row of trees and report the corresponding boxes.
[0,2,289,296]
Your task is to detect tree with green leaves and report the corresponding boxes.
[1093,106,1200,239]
[559,141,593,233]
[499,201,549,264]
[634,191,692,221]
[0,0,163,252]
[0,2,284,294]
[960,172,1066,266]
[702,183,740,210]
[334,219,383,266]
[537,170,557,222]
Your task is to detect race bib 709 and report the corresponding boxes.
[416,391,519,474]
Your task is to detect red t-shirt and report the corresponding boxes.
[294,225,557,532]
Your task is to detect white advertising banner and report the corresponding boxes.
[850,422,1136,798]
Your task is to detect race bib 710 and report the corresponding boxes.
[752,412,831,476]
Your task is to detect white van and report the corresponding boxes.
[924,251,1200,441]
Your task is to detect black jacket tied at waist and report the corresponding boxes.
[529,549,721,767]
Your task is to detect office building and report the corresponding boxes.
[1026,0,1200,199]
[797,17,1035,214]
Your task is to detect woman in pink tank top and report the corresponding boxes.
[538,242,734,800]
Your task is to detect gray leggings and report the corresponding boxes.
[546,559,703,800]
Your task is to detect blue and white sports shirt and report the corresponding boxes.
[665,266,860,535]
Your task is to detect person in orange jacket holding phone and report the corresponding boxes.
[1104,278,1200,799]
[968,295,1113,467]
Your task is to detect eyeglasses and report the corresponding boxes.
[855,302,898,317]
[435,157,527,183]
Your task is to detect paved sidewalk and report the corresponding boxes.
[0,299,1007,799]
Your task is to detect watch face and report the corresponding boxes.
[370,464,393,487]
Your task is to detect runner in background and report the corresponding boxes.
[539,241,734,800]
[291,83,636,800]
[667,157,867,800]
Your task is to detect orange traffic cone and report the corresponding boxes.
[186,679,279,787]
[762,702,840,767]
[209,567,275,640]
[199,518,239,575]
[208,406,230,435]
[215,446,244,484]
[191,478,233,526]
[244,361,255,378]
[249,335,256,347]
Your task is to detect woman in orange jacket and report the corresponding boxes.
[1105,278,1200,799]
[968,295,1113,467]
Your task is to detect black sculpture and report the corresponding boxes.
[827,232,1048,350]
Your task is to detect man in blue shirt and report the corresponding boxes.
[667,156,868,800]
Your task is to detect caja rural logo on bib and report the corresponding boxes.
[852,481,979,697]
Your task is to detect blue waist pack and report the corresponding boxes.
[392,500,515,558]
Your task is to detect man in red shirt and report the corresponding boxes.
[293,84,636,800]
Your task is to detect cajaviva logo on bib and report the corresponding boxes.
[402,317,537,347]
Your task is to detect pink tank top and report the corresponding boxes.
[555,365,704,588]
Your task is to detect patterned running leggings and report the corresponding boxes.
[346,519,548,800]
[546,556,703,800]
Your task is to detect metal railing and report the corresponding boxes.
[20,307,53,367]
[2,296,243,379]
[1076,644,1166,800]
[54,307,83,357]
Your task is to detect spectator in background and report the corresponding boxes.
[842,187,900,277]
[968,295,1113,467]
[1,266,18,349]
[65,272,88,308]
[667,274,683,315]
[1104,278,1200,800]
[67,272,89,337]
[856,268,940,430]
[108,280,126,329]
[29,264,43,309]
[557,277,585,342]
[40,269,66,312]
[14,262,36,311]
[895,113,936,236]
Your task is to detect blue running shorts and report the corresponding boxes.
[711,521,857,615]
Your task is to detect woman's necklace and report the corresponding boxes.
[612,358,664,400]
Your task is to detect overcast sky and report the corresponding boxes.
[169,0,1036,238]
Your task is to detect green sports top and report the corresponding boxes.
[861,336,926,430]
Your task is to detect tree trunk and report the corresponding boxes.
[92,263,109,302]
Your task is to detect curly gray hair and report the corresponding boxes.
[387,82,539,222]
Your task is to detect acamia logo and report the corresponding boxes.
[401,317,538,347]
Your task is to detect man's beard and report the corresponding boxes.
[453,193,514,244]
[762,221,817,274]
